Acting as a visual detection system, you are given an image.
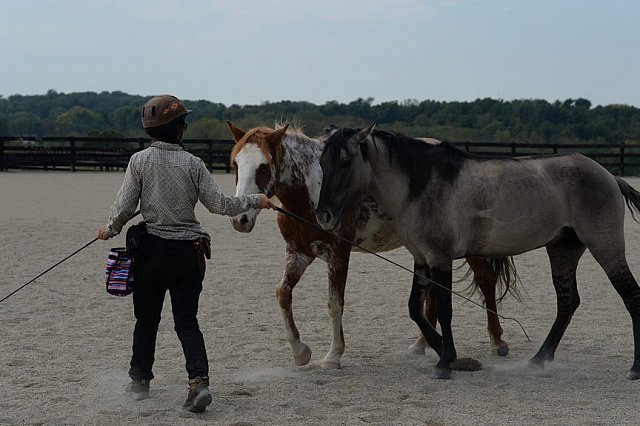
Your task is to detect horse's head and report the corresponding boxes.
[316,123,376,231]
[227,121,289,232]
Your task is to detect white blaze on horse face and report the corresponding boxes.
[231,144,268,232]
[235,144,267,196]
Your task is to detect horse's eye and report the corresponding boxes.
[257,164,268,172]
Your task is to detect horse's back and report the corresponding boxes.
[451,153,625,256]
[461,152,619,204]
[530,153,624,216]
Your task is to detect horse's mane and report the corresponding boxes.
[275,120,304,135]
[324,128,467,199]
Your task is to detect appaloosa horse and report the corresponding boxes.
[316,124,640,380]
[227,122,517,369]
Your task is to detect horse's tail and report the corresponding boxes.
[616,177,640,222]
[489,257,522,303]
[457,257,522,303]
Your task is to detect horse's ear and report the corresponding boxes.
[351,122,376,146]
[267,123,289,148]
[226,120,246,143]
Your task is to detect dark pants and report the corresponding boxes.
[128,234,208,381]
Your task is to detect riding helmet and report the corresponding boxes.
[141,95,192,129]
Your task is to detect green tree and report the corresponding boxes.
[54,106,107,135]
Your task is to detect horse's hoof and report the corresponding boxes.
[431,367,451,380]
[625,370,640,380]
[294,346,312,366]
[320,359,341,369]
[408,343,426,356]
[496,342,509,357]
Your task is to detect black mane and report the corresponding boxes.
[324,128,466,199]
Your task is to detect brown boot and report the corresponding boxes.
[183,376,212,413]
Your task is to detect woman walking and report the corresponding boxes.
[98,94,273,413]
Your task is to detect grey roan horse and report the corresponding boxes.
[316,124,640,380]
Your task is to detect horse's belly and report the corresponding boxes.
[468,223,561,257]
[470,238,545,257]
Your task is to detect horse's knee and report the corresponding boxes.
[552,274,580,315]
[408,306,422,323]
[408,297,424,323]
[276,284,293,308]
[615,278,640,315]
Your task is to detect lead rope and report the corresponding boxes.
[0,211,141,304]
[273,205,531,341]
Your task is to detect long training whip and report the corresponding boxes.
[0,211,140,304]
[273,205,531,341]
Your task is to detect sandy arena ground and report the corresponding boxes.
[1,170,640,425]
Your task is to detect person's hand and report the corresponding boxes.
[97,224,111,240]
[258,194,275,210]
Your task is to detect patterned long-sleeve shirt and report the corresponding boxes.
[106,141,261,241]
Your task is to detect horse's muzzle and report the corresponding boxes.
[230,213,255,233]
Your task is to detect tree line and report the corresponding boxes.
[1,90,639,145]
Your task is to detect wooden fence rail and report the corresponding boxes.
[0,136,235,173]
[2,136,640,176]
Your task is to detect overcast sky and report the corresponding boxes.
[1,0,638,107]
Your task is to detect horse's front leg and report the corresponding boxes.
[277,246,315,366]
[408,262,443,360]
[466,257,509,356]
[430,265,457,379]
[321,246,351,369]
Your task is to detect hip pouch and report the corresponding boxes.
[105,247,135,296]
[194,238,211,279]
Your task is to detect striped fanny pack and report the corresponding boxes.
[105,248,135,296]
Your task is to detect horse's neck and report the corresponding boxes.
[276,134,324,211]
[366,138,413,217]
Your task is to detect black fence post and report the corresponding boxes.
[620,142,625,177]
[511,142,516,155]
[0,139,4,171]
[70,137,76,172]
[208,140,214,170]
